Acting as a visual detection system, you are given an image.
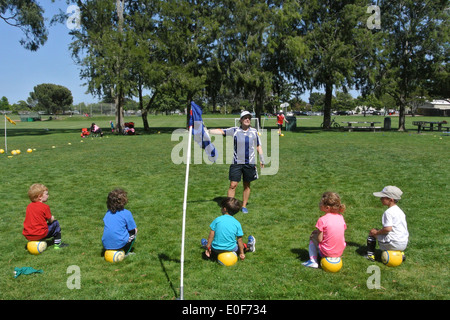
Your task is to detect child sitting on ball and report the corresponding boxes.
[23,183,69,250]
[302,192,347,268]
[102,188,137,257]
[201,197,255,261]
[366,186,409,261]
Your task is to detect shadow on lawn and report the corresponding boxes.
[158,253,180,299]
[6,127,81,137]
[6,126,182,137]
[7,125,328,137]
[291,241,367,263]
[291,248,310,262]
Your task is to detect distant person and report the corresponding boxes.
[90,123,103,137]
[302,192,347,268]
[201,197,255,261]
[276,110,289,136]
[102,188,137,257]
[366,186,409,262]
[23,184,68,250]
[209,111,265,214]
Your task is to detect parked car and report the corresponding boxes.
[293,111,309,116]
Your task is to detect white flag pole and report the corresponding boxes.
[180,124,193,300]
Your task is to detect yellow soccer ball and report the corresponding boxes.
[27,148,33,153]
[27,241,47,255]
[217,251,238,266]
[15,149,21,154]
[0,149,4,154]
[11,150,17,155]
[381,250,403,267]
[104,250,125,263]
[321,257,343,273]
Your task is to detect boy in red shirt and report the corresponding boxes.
[276,110,289,136]
[23,184,68,249]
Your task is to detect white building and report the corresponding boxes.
[417,99,450,116]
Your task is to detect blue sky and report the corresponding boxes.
[0,1,98,105]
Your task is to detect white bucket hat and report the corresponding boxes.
[373,186,403,200]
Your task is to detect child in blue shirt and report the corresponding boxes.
[102,188,137,256]
[202,197,255,261]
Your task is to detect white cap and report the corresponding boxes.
[240,111,252,119]
[373,186,403,200]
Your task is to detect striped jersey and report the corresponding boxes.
[223,126,261,164]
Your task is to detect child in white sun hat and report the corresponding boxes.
[366,186,409,261]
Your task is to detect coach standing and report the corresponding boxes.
[209,111,265,214]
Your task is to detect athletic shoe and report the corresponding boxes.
[365,254,376,262]
[247,235,256,252]
[401,251,406,262]
[302,260,318,268]
[54,242,69,250]
[201,238,208,248]
[241,207,248,214]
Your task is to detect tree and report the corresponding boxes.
[333,91,355,112]
[66,0,135,133]
[156,0,218,126]
[0,96,11,111]
[425,63,449,99]
[309,92,325,111]
[296,0,380,129]
[123,0,162,130]
[372,0,449,130]
[0,0,47,51]
[29,83,73,114]
[217,1,303,123]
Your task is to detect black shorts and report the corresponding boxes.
[229,164,258,183]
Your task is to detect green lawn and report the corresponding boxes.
[1,114,448,300]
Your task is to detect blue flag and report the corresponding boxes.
[189,101,218,163]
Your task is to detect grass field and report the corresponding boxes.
[0,114,448,301]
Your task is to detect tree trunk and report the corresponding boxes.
[114,0,125,133]
[115,90,125,133]
[398,102,407,132]
[142,90,158,131]
[255,84,265,128]
[322,83,333,129]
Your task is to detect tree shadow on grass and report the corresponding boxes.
[7,126,183,137]
[6,128,81,137]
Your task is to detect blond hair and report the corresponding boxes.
[28,183,48,202]
[320,191,346,213]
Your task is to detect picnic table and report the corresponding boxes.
[342,121,382,132]
[412,121,450,133]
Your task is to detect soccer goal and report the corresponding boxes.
[234,117,261,133]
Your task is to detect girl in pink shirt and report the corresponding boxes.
[302,192,347,268]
